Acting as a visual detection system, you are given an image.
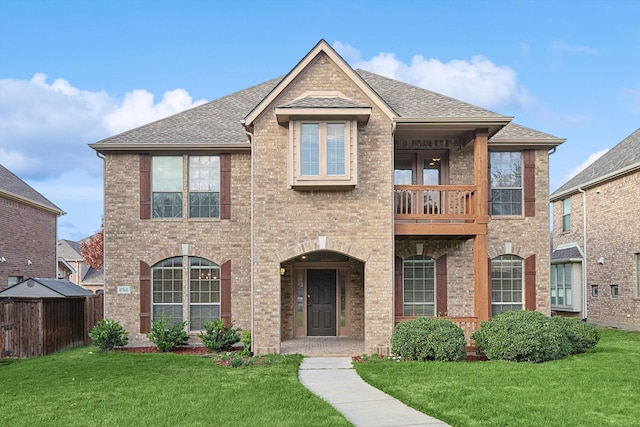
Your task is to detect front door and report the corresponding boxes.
[307,269,336,336]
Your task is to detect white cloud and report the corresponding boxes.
[0,74,206,181]
[333,41,533,110]
[563,149,609,182]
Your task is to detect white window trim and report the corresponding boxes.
[490,151,524,217]
[289,119,358,188]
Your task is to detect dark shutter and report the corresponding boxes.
[221,260,231,326]
[140,154,151,220]
[140,261,151,333]
[436,255,448,316]
[394,256,403,318]
[525,255,536,310]
[524,150,536,217]
[220,154,231,219]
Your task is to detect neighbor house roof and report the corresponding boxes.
[0,164,65,215]
[551,128,640,201]
[0,278,94,298]
[551,244,584,262]
[91,41,562,152]
[58,239,83,261]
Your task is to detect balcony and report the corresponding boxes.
[394,185,486,238]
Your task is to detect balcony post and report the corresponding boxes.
[473,128,490,322]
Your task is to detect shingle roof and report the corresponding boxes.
[82,266,104,284]
[0,164,63,213]
[91,65,559,149]
[356,69,507,119]
[278,96,370,109]
[551,128,640,198]
[0,278,93,298]
[58,239,83,260]
[551,245,583,262]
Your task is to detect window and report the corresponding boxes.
[8,276,23,287]
[151,155,221,219]
[403,255,435,316]
[491,255,524,316]
[551,263,572,306]
[562,198,571,232]
[290,120,357,188]
[591,285,599,297]
[152,256,221,331]
[611,285,619,298]
[189,156,220,218]
[490,152,522,216]
[152,156,183,218]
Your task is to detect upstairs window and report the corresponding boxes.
[189,156,220,218]
[490,152,522,216]
[152,156,183,218]
[562,198,571,232]
[290,120,357,188]
[551,263,572,306]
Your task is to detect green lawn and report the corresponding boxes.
[0,350,351,427]
[354,328,640,427]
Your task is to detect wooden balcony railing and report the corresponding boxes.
[395,316,479,348]
[394,185,477,222]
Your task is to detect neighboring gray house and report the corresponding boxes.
[57,239,104,293]
[550,128,640,330]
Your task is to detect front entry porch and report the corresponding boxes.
[281,337,364,357]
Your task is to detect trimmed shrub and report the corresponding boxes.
[472,310,571,362]
[391,317,467,361]
[147,314,189,352]
[241,330,252,356]
[552,316,600,354]
[199,319,241,352]
[89,319,129,351]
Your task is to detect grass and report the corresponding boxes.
[0,348,351,427]
[354,328,640,427]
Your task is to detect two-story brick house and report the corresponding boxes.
[0,164,65,289]
[550,128,639,330]
[90,40,564,354]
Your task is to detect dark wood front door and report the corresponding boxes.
[307,269,336,336]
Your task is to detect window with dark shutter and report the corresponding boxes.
[436,255,448,315]
[525,255,536,310]
[140,155,151,220]
[524,150,536,217]
[220,260,231,326]
[220,154,231,219]
[140,260,151,333]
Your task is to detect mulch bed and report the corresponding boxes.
[118,346,212,355]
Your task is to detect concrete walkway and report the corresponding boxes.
[299,357,451,427]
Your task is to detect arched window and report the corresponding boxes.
[403,255,435,316]
[491,255,524,316]
[151,256,221,331]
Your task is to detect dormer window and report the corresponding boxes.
[277,91,370,189]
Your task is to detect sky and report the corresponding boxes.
[1,0,638,241]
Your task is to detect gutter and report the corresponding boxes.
[242,124,255,354]
[96,150,107,316]
[89,143,252,153]
[550,162,640,202]
[578,187,587,321]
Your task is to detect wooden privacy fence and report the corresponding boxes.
[1,293,103,358]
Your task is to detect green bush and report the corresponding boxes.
[472,310,571,362]
[198,319,241,352]
[147,314,189,352]
[552,316,600,354]
[89,319,129,351]
[391,317,467,361]
[241,330,252,356]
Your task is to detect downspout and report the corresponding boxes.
[578,187,587,320]
[242,123,255,353]
[96,150,106,315]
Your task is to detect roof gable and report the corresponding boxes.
[0,278,93,298]
[551,128,640,199]
[243,40,396,127]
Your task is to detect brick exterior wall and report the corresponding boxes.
[251,53,394,354]
[0,196,58,289]
[553,170,640,330]
[102,153,252,344]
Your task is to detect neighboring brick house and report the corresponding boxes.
[57,238,104,293]
[0,164,65,289]
[90,40,564,354]
[550,129,639,330]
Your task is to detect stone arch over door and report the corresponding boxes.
[276,236,371,264]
